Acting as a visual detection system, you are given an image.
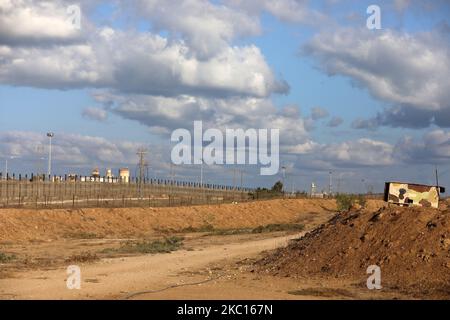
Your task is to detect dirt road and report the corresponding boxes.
[1,199,399,300]
[0,233,302,299]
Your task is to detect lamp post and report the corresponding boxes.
[3,156,19,180]
[47,132,54,177]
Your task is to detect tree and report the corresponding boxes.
[271,181,283,193]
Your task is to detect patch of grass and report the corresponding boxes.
[63,232,100,239]
[336,194,367,211]
[208,223,304,236]
[104,236,184,255]
[0,252,16,263]
[210,228,253,235]
[65,252,99,263]
[180,224,215,233]
[252,223,304,233]
[288,288,355,298]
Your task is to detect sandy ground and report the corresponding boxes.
[0,199,337,242]
[0,231,405,300]
[0,198,406,300]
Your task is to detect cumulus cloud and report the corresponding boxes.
[286,140,321,154]
[0,0,83,46]
[226,0,328,26]
[96,92,310,149]
[327,116,343,127]
[0,28,288,97]
[304,27,450,128]
[0,2,288,98]
[0,130,145,167]
[311,106,329,120]
[82,107,108,122]
[395,130,450,164]
[351,118,378,130]
[6,127,450,178]
[321,138,395,167]
[132,0,261,60]
[285,138,397,168]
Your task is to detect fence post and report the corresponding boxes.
[18,183,21,207]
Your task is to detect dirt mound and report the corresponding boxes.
[0,199,336,242]
[258,204,450,299]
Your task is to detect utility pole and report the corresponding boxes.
[328,170,333,196]
[435,165,439,187]
[136,148,148,197]
[47,132,54,177]
[281,166,286,192]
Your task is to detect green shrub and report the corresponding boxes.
[357,194,367,208]
[336,194,366,211]
[0,252,15,263]
[107,236,184,255]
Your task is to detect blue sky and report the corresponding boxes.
[1,0,450,193]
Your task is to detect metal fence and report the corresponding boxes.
[0,173,253,209]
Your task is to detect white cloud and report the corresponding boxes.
[0,0,82,46]
[327,116,343,127]
[100,93,310,149]
[322,138,395,166]
[82,107,108,122]
[304,27,450,128]
[0,26,288,97]
[133,0,261,59]
[0,130,145,167]
[395,130,450,163]
[226,0,328,26]
[311,106,329,120]
[286,140,321,154]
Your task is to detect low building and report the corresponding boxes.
[384,182,446,209]
[119,168,130,183]
[91,167,100,178]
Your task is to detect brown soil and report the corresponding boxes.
[257,202,450,299]
[0,199,336,242]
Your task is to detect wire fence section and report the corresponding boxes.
[0,174,253,209]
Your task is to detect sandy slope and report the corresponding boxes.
[0,199,336,242]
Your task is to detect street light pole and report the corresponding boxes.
[47,132,54,177]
